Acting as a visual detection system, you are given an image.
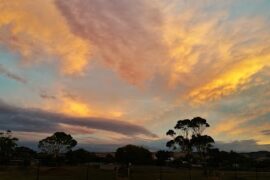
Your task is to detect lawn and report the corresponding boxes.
[0,166,270,180]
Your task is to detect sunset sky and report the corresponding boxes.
[0,0,270,152]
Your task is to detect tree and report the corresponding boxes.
[166,117,214,159]
[190,117,214,160]
[155,150,172,165]
[14,146,36,158]
[115,145,153,165]
[66,148,98,164]
[104,154,115,163]
[38,132,77,158]
[14,146,36,166]
[190,117,209,136]
[166,119,193,155]
[191,135,214,160]
[0,130,18,164]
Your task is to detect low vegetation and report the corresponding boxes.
[0,117,270,179]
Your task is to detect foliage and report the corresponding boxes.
[155,150,172,165]
[191,135,214,157]
[13,146,36,166]
[0,130,18,164]
[166,117,214,161]
[104,153,115,163]
[38,132,77,157]
[66,148,98,164]
[207,149,258,170]
[14,146,36,158]
[115,144,153,165]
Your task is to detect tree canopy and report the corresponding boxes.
[166,117,214,160]
[115,144,153,165]
[38,132,77,157]
[0,130,18,164]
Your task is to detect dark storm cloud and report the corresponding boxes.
[0,64,27,84]
[0,100,157,137]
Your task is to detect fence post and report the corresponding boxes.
[189,166,192,180]
[86,163,89,180]
[234,163,238,180]
[255,164,258,180]
[159,166,163,180]
[36,160,40,180]
[114,166,118,180]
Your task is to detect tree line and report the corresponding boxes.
[0,117,270,171]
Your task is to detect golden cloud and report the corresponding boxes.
[2,0,270,100]
[189,56,270,103]
[161,4,270,103]
[209,89,270,144]
[0,0,90,74]
[42,93,124,119]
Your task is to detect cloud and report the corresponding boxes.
[261,130,270,136]
[55,0,270,101]
[189,56,270,103]
[0,100,157,138]
[39,91,56,100]
[207,82,270,144]
[1,0,269,98]
[0,0,270,149]
[41,90,125,119]
[0,0,91,74]
[162,2,270,102]
[55,0,167,86]
[215,140,270,152]
[0,64,27,83]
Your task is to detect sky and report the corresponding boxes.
[0,0,270,152]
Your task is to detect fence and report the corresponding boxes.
[0,165,270,180]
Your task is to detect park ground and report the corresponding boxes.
[0,166,270,180]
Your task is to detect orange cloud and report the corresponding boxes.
[189,56,270,103]
[43,93,124,119]
[0,0,90,74]
[1,0,270,146]
[209,92,270,144]
[55,0,167,86]
[160,4,270,103]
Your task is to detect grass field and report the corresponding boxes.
[0,166,270,180]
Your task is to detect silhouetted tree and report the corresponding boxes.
[14,146,36,166]
[207,150,256,170]
[192,135,214,161]
[166,117,214,160]
[66,148,98,165]
[156,150,172,166]
[104,154,115,163]
[115,145,152,165]
[190,117,209,135]
[0,130,18,164]
[190,117,214,161]
[38,132,77,158]
[166,119,193,155]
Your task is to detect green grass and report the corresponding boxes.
[0,166,270,180]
